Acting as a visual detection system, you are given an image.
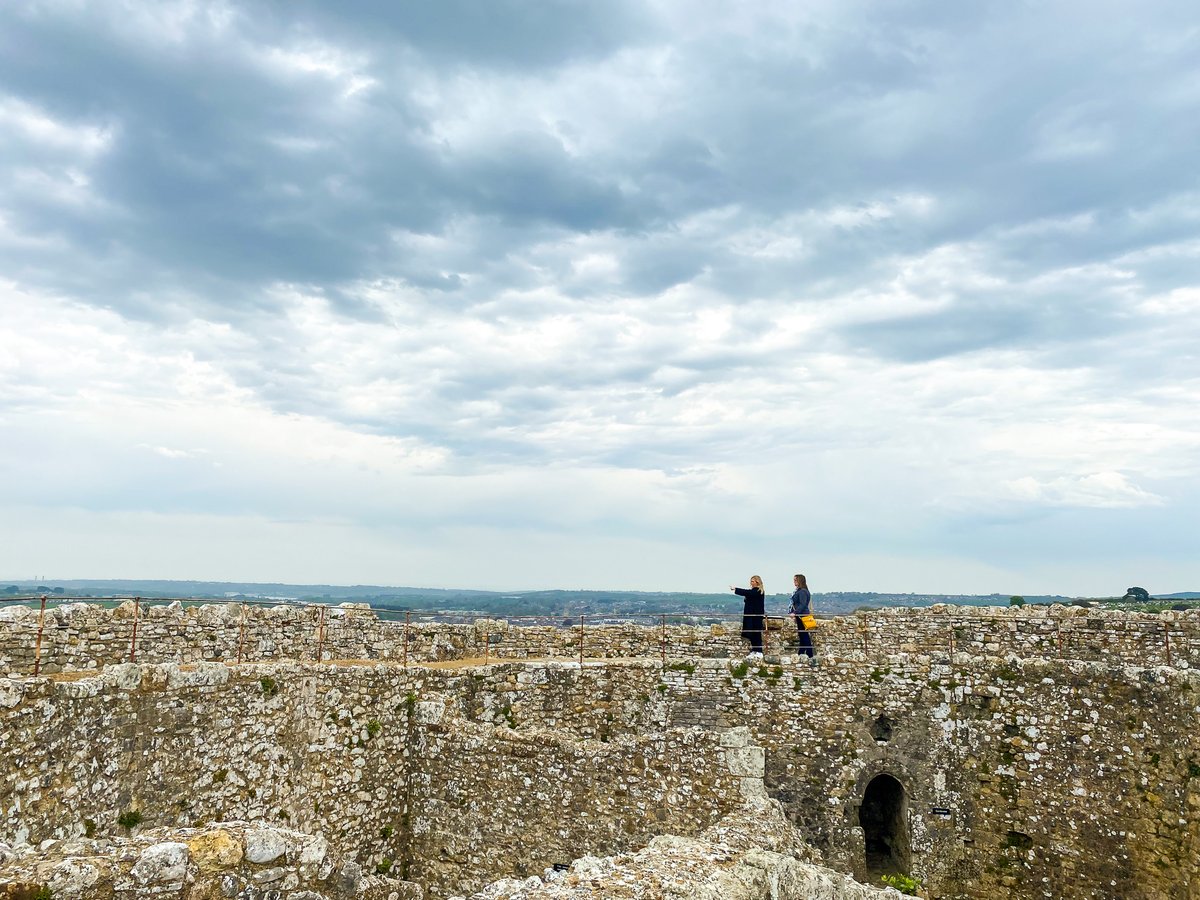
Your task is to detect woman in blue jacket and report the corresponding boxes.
[790,573,814,659]
[730,575,766,655]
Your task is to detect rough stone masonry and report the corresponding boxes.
[0,604,1198,899]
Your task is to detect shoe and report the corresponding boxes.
[808,656,819,668]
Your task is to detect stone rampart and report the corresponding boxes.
[2,601,1198,675]
[409,652,1200,899]
[459,799,901,900]
[0,802,898,900]
[0,660,752,899]
[3,605,1200,898]
[0,821,412,899]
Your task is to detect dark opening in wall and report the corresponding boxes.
[871,716,894,743]
[859,773,911,877]
[1005,830,1033,851]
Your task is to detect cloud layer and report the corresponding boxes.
[2,0,1198,594]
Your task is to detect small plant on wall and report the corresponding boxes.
[881,872,922,895]
[117,809,142,831]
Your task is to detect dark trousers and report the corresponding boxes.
[742,616,764,652]
[795,618,814,657]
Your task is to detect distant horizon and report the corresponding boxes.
[5,576,1193,600]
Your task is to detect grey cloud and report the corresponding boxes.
[617,240,709,296]
[838,288,1131,363]
[0,4,653,325]
[2,0,1198,469]
[3,0,1197,335]
[458,133,643,231]
[260,0,657,70]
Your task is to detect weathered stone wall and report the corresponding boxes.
[408,719,752,895]
[3,606,1200,899]
[0,660,751,900]
[380,653,1200,900]
[458,799,901,900]
[2,601,1197,675]
[0,820,414,899]
[0,662,414,865]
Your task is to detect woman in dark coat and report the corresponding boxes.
[730,575,766,655]
[790,573,814,659]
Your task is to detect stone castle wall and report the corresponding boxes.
[353,652,1200,899]
[0,660,753,899]
[0,821,413,900]
[458,799,900,900]
[3,604,1199,899]
[2,601,1199,674]
[0,803,898,900]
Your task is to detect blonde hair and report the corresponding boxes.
[750,575,764,592]
[794,574,807,589]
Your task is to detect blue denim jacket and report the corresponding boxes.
[789,588,811,616]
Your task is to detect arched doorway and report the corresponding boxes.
[859,773,911,877]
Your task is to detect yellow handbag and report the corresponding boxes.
[799,613,817,630]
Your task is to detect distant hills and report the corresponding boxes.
[8,578,1194,617]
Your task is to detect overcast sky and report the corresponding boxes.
[1,1,1197,596]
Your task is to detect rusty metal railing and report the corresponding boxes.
[0,595,1193,676]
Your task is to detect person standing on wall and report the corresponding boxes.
[730,575,766,657]
[790,573,815,661]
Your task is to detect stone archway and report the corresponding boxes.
[859,773,911,877]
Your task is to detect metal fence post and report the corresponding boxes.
[129,597,141,663]
[660,615,667,669]
[316,604,327,663]
[403,611,410,668]
[1164,624,1172,668]
[484,623,490,665]
[33,596,47,676]
[236,603,247,664]
[579,614,585,667]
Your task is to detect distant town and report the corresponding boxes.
[3,579,1198,618]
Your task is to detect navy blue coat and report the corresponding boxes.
[734,587,765,640]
